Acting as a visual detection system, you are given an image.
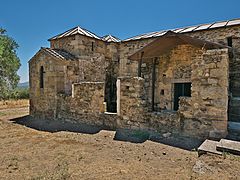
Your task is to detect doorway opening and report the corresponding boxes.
[173,83,191,111]
[104,67,117,113]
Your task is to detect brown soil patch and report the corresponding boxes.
[0,107,240,179]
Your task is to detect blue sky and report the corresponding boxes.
[1,0,240,83]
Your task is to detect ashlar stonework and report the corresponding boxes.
[29,18,240,139]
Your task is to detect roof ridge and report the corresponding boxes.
[48,17,240,42]
[123,17,240,41]
[41,47,76,60]
[102,34,121,42]
[48,26,101,41]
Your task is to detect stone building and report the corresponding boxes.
[29,18,240,139]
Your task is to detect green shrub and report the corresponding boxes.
[13,87,29,99]
[1,87,29,100]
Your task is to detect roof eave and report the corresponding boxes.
[128,31,230,60]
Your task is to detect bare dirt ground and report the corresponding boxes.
[0,105,240,180]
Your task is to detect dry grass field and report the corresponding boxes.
[0,99,29,110]
[0,101,240,179]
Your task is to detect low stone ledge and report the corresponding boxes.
[117,111,180,133]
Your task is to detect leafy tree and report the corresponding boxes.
[11,87,29,99]
[0,28,21,100]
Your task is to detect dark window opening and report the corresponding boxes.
[160,89,164,95]
[227,37,233,47]
[104,73,117,113]
[40,66,44,89]
[173,83,191,111]
[91,42,94,51]
[163,74,166,77]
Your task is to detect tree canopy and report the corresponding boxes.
[0,28,21,99]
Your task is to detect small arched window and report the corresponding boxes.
[40,66,44,88]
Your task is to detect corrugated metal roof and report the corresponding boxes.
[179,26,199,33]
[123,18,240,41]
[48,26,101,41]
[227,19,240,26]
[48,18,240,42]
[42,47,76,60]
[102,35,121,42]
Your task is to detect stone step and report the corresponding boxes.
[198,140,222,156]
[216,139,240,155]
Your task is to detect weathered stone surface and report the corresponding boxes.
[216,139,240,155]
[178,49,229,138]
[117,76,180,131]
[71,82,105,113]
[198,140,222,156]
[29,23,240,139]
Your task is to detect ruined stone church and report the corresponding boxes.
[29,18,240,139]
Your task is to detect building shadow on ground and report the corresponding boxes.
[10,115,102,134]
[114,128,204,150]
[114,129,150,143]
[149,134,204,151]
[10,115,203,151]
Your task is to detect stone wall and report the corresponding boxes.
[50,34,106,58]
[29,50,67,118]
[56,82,117,127]
[71,82,105,112]
[119,38,154,77]
[139,45,202,111]
[178,48,229,138]
[117,76,180,132]
[186,26,240,44]
[117,76,148,121]
[120,25,240,77]
[61,55,108,95]
[229,38,240,123]
[230,37,240,97]
[51,35,120,111]
[29,24,240,139]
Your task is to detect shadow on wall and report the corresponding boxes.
[10,115,203,151]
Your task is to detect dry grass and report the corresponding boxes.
[0,99,29,109]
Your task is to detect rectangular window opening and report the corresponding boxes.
[91,42,94,51]
[227,37,233,47]
[173,83,191,111]
[40,66,44,89]
[160,89,164,95]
